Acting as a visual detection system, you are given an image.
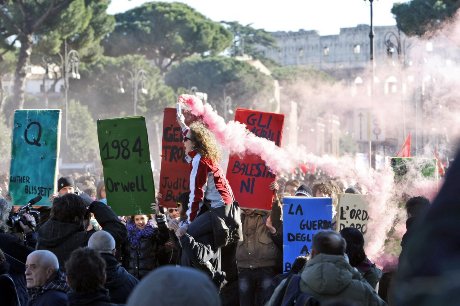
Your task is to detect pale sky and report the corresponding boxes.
[108,0,410,35]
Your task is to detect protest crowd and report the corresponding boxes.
[0,94,456,306]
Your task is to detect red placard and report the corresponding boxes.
[159,108,190,208]
[226,108,284,210]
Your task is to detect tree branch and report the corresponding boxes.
[0,5,25,35]
[32,0,73,32]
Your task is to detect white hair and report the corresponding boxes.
[87,230,115,253]
[29,250,59,270]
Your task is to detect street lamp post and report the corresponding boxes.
[131,69,148,116]
[384,30,409,141]
[118,69,148,115]
[364,0,375,169]
[41,57,51,109]
[59,41,80,142]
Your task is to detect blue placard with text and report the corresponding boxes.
[9,109,61,206]
[282,196,333,272]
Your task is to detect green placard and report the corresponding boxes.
[97,117,154,216]
[9,109,61,206]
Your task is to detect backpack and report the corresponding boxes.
[279,274,320,306]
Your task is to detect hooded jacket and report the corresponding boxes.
[67,288,121,306]
[37,220,88,269]
[299,254,386,306]
[101,252,138,303]
[37,201,127,269]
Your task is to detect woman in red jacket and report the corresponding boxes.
[176,114,242,288]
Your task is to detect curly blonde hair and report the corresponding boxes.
[189,122,221,163]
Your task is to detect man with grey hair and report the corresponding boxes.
[88,230,138,303]
[25,250,68,306]
[267,231,386,306]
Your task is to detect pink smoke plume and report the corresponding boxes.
[179,94,297,173]
[178,94,438,261]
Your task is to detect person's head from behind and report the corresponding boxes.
[345,186,360,194]
[291,256,308,274]
[284,179,300,196]
[127,266,221,306]
[57,176,75,195]
[51,193,87,227]
[311,230,346,258]
[405,196,430,219]
[177,192,190,219]
[87,230,115,255]
[131,214,151,230]
[340,227,366,267]
[66,247,106,293]
[186,122,221,163]
[25,250,59,288]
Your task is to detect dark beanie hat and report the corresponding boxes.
[340,227,365,247]
[295,184,313,197]
[57,176,74,191]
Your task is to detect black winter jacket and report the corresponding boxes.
[67,288,123,306]
[101,252,138,303]
[127,220,169,279]
[37,201,127,269]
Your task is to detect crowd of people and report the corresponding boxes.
[0,109,458,306]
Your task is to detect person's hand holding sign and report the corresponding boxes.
[176,102,187,130]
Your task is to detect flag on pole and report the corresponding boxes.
[397,133,411,157]
[434,147,445,177]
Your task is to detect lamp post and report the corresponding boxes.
[384,30,409,142]
[364,0,375,62]
[364,0,375,169]
[118,69,148,115]
[41,56,55,109]
[59,41,80,142]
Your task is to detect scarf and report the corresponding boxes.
[127,219,157,249]
[28,270,69,302]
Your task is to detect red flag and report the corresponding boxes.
[434,147,445,177]
[397,133,411,157]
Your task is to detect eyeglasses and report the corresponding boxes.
[168,208,178,213]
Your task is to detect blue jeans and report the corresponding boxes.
[238,266,276,306]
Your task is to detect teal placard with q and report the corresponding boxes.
[9,109,61,206]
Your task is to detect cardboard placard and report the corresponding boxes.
[226,109,284,210]
[9,109,61,206]
[158,108,190,208]
[97,117,154,216]
[337,194,370,234]
[283,196,333,272]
